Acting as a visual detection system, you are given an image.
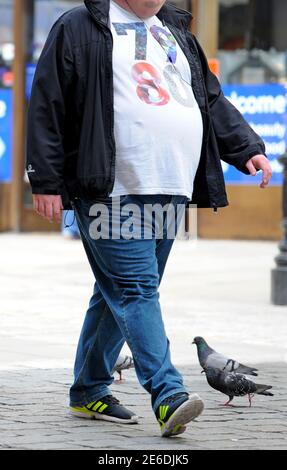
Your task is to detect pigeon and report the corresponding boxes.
[203,367,273,407]
[192,336,258,376]
[112,354,134,382]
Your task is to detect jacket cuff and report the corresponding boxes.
[31,186,63,195]
[246,149,268,160]
[237,147,268,174]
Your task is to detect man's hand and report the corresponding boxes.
[245,154,272,188]
[32,194,63,224]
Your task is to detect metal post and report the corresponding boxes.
[11,0,33,231]
[194,0,219,58]
[10,0,26,231]
[191,0,199,35]
[271,152,287,305]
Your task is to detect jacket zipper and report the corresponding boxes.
[84,9,116,197]
[189,37,219,213]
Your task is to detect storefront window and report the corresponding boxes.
[0,0,13,88]
[218,0,287,84]
[218,0,287,185]
[33,0,81,61]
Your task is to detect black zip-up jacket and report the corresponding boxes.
[26,0,266,210]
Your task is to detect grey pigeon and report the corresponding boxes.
[203,367,273,406]
[192,336,258,376]
[112,354,134,381]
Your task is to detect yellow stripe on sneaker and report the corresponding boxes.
[70,406,94,416]
[159,405,169,421]
[173,424,183,434]
[98,404,108,413]
[87,401,103,412]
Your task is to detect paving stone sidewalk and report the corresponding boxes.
[1,234,287,450]
[0,363,286,450]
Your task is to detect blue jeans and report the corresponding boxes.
[69,194,189,412]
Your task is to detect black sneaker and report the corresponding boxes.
[156,392,204,437]
[70,395,139,424]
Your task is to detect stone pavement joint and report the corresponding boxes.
[0,365,286,450]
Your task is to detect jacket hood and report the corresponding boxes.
[83,0,193,30]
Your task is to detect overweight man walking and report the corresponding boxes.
[26,0,272,437]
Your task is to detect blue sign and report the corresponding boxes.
[0,89,13,182]
[222,84,287,185]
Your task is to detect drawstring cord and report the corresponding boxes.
[63,205,76,229]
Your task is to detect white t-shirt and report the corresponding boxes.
[109,1,203,200]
